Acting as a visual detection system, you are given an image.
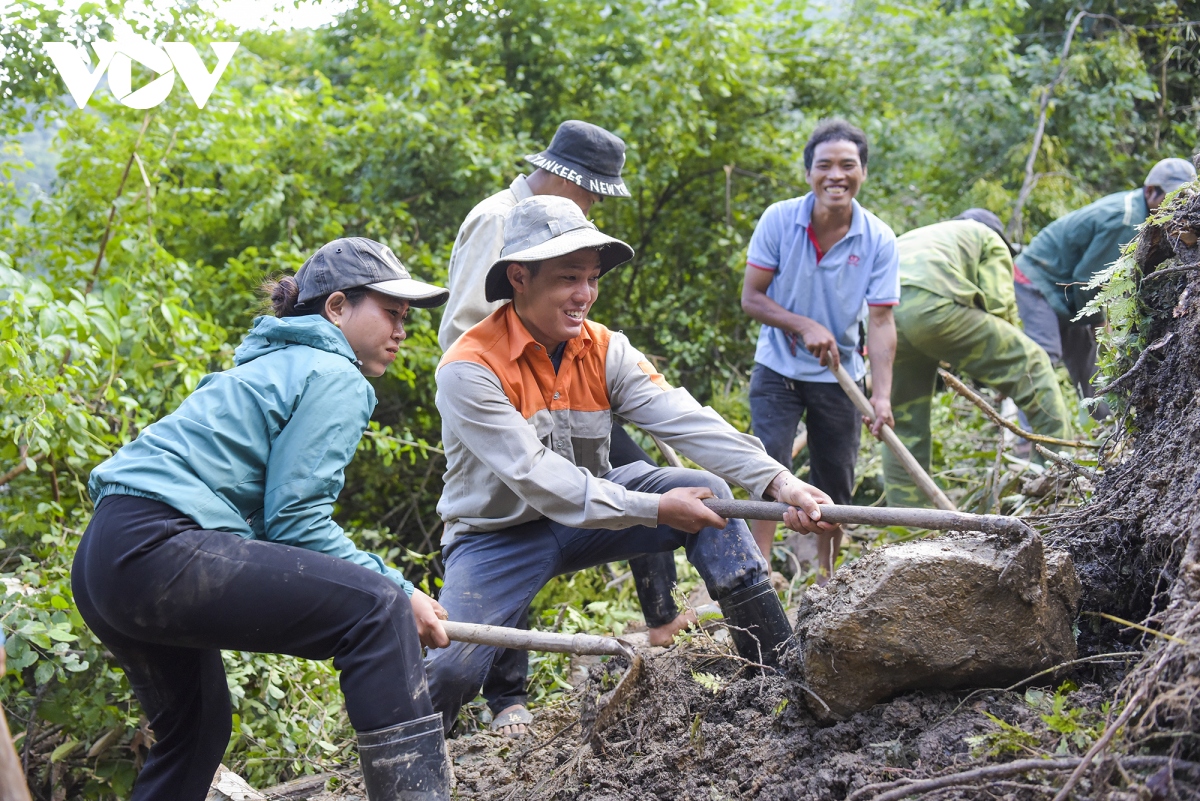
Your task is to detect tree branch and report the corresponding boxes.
[1007,12,1123,243]
[85,113,153,294]
[0,445,33,488]
[937,368,1098,448]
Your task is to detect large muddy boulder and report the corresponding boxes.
[793,532,1081,721]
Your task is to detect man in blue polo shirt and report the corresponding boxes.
[741,119,899,583]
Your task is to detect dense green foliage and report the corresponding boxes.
[0,0,1196,795]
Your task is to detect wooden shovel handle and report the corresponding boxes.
[702,498,1032,538]
[831,362,958,512]
[441,620,632,658]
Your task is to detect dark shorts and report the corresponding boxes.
[748,363,862,505]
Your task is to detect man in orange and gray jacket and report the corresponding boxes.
[425,196,833,732]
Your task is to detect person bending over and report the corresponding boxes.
[886,210,1070,506]
[74,239,452,801]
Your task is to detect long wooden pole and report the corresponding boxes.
[831,363,957,511]
[441,621,632,658]
[0,653,30,801]
[703,498,1033,539]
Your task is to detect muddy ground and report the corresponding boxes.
[278,190,1200,801]
[291,636,1133,801]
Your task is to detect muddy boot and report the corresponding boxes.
[718,578,793,671]
[357,712,452,801]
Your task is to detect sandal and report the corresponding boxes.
[488,706,532,739]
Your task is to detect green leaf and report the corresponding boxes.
[50,739,80,763]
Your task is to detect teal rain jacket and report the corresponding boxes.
[88,315,414,595]
[1016,189,1147,322]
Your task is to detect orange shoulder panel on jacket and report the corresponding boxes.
[441,305,615,419]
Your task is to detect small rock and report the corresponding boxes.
[882,699,921,727]
[207,765,265,801]
[794,532,1080,720]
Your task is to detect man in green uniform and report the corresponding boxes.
[1014,157,1196,403]
[885,209,1071,507]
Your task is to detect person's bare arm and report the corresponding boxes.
[741,264,840,369]
[865,305,896,435]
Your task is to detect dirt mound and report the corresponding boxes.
[443,647,1056,800]
[1046,192,1200,631]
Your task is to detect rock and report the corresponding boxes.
[793,532,1080,721]
[208,765,266,801]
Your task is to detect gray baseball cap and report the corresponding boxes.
[1144,158,1197,195]
[484,196,635,302]
[296,237,448,308]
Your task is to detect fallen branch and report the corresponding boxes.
[262,773,331,799]
[937,369,1097,449]
[848,758,1083,801]
[1033,444,1099,481]
[1050,684,1151,801]
[1141,263,1200,282]
[850,755,1200,801]
[1094,333,1174,395]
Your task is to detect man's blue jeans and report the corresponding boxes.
[425,463,768,733]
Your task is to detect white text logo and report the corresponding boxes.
[44,39,240,110]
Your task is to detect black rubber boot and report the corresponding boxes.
[718,578,794,671]
[357,712,452,801]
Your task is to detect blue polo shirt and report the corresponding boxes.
[746,193,900,383]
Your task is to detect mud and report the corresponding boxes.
[295,638,1128,800]
[417,650,1121,801]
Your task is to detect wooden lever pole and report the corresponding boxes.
[702,498,1032,539]
[831,362,957,511]
[441,620,632,658]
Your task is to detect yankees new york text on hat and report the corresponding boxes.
[525,120,631,199]
[297,237,448,308]
[484,196,635,302]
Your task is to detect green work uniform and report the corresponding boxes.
[885,220,1071,507]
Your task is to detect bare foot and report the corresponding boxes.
[647,610,698,646]
[489,704,531,738]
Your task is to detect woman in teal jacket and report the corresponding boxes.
[73,238,452,801]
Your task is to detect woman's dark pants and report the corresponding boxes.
[72,495,432,801]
